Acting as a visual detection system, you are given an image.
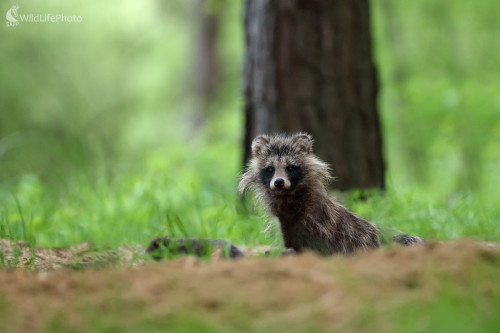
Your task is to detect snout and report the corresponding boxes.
[273,178,285,189]
[270,175,291,191]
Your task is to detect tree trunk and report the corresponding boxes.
[192,0,221,127]
[244,0,385,190]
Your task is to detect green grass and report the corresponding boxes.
[0,121,274,250]
[1,133,499,251]
[0,109,499,251]
[346,188,500,242]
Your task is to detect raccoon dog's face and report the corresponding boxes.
[250,133,314,194]
[239,133,332,197]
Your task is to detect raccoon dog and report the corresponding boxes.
[239,133,425,255]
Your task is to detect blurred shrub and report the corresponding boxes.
[373,0,500,198]
[0,0,243,187]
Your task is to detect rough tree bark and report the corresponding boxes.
[244,0,385,190]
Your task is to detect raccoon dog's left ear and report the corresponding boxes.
[251,134,270,157]
[293,133,313,155]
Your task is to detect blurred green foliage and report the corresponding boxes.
[0,0,499,248]
[373,0,500,195]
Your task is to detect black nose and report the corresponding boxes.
[274,178,285,188]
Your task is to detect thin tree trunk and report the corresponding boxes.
[244,0,385,190]
[192,0,221,127]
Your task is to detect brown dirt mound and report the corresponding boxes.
[0,240,499,332]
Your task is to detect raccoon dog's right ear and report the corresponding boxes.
[251,134,270,157]
[292,133,313,155]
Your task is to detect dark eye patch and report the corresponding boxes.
[259,166,275,186]
[285,165,303,183]
[265,166,275,174]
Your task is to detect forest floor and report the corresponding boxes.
[0,239,499,332]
